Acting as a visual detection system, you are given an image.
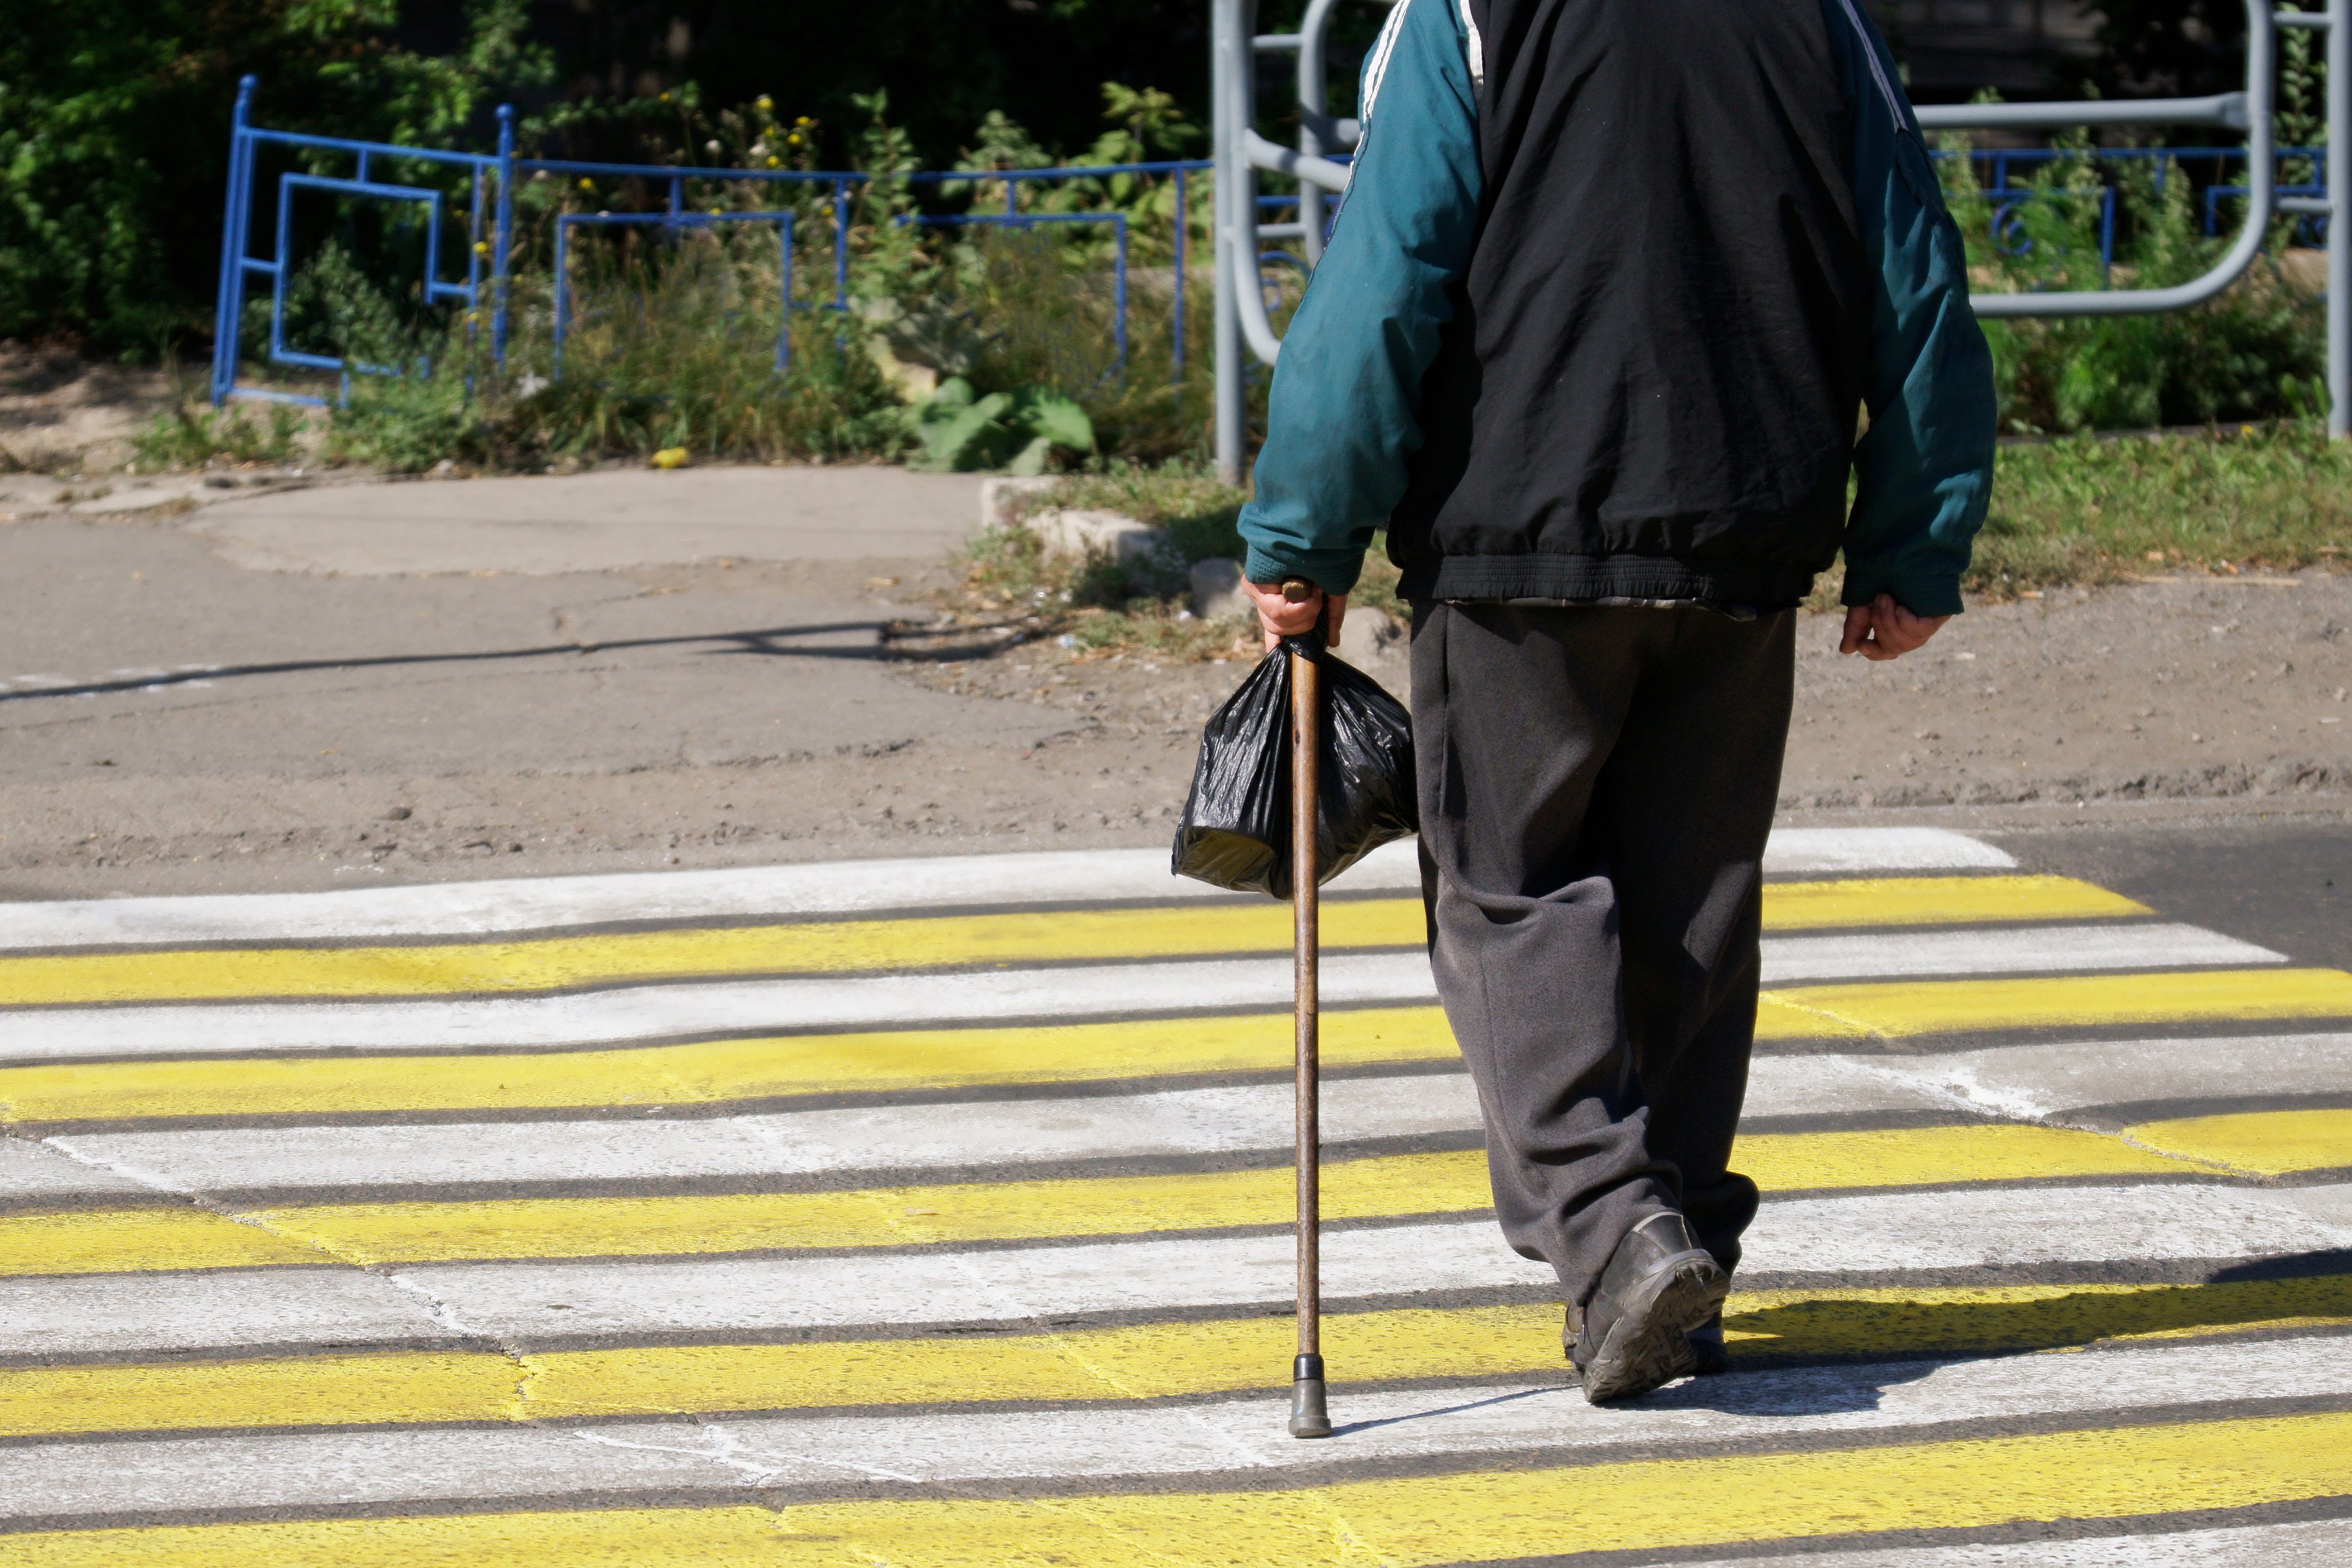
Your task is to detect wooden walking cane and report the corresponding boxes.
[1282,579,1333,1440]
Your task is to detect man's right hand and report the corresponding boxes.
[1245,579,1348,652]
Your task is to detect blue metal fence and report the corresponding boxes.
[1929,145,2329,273]
[210,76,1210,406]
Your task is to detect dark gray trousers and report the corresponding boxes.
[1409,601,1795,1309]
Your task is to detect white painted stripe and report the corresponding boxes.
[1,1338,2337,1519]
[1741,1181,2352,1276]
[1758,922,2282,984]
[0,915,2234,1066]
[382,1185,2350,1344]
[1686,1520,2352,1568]
[0,1137,151,1202]
[0,845,1421,952]
[1763,826,2013,874]
[0,956,1430,1063]
[44,1055,1949,1197]
[49,1075,1492,1194]
[1881,1032,2352,1119]
[7,1185,2344,1356]
[0,829,2005,951]
[0,1269,447,1360]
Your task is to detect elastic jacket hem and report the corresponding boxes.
[1400,552,1816,610]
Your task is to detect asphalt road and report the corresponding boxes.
[0,821,2345,1564]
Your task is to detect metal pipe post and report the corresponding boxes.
[1173,167,1189,382]
[492,105,516,368]
[210,75,258,405]
[2330,0,2351,436]
[1212,0,1250,482]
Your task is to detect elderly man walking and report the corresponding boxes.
[1239,0,1996,1402]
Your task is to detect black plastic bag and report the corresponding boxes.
[1171,632,1418,898]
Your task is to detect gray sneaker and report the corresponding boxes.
[1566,1212,1729,1404]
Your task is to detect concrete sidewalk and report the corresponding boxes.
[0,463,1163,899]
[186,465,986,575]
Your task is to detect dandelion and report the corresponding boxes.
[659,92,672,102]
[471,240,490,256]
[577,178,594,192]
[787,133,802,147]
[765,155,781,169]
[796,116,812,127]
[756,95,774,112]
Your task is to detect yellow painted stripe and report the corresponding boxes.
[5,1123,2209,1274]
[1764,873,2148,929]
[0,1209,324,1276]
[0,1008,1462,1123]
[243,1123,2196,1265]
[6,972,2336,1129]
[10,1411,2351,1565]
[2126,1106,2352,1177]
[1771,967,2352,1037]
[0,876,2142,1007]
[7,1275,2344,1441]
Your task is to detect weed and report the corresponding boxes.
[1936,124,2324,432]
[132,401,304,469]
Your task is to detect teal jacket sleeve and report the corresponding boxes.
[1234,0,1483,593]
[1823,0,1999,617]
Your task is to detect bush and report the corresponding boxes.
[1936,124,2325,433]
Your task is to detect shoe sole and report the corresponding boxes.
[1579,1253,1728,1404]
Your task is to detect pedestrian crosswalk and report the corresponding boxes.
[1,826,2347,1562]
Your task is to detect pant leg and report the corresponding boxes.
[1411,601,1794,1306]
[1595,608,1795,1275]
[1411,601,1681,1307]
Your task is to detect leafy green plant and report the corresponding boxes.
[133,401,305,469]
[912,378,1094,473]
[1936,118,2324,433]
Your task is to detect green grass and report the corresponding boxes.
[1970,420,2351,594]
[944,428,2352,658]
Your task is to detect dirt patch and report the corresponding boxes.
[0,343,176,474]
[1784,571,2352,807]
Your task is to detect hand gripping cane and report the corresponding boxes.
[1282,579,1333,1439]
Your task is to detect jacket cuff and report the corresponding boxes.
[1842,570,1965,618]
[1243,544,1368,596]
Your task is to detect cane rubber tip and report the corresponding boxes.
[1288,1355,1332,1437]
[1288,1379,1332,1438]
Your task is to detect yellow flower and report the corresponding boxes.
[765,155,781,168]
[577,178,594,192]
[756,95,774,112]
[796,116,812,126]
[471,240,490,255]
[658,92,672,102]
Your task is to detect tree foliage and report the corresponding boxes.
[0,0,548,350]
